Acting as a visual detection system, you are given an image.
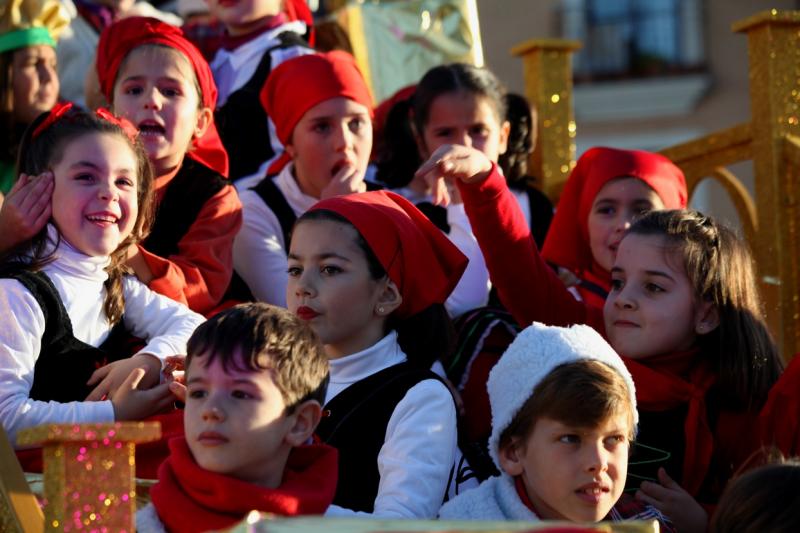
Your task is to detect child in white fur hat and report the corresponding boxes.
[439,322,675,531]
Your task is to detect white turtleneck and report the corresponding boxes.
[0,231,204,446]
[324,332,458,519]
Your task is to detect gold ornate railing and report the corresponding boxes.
[515,10,800,360]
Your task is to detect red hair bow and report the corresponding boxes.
[32,103,138,143]
[95,107,139,142]
[32,101,74,139]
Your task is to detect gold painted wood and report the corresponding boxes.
[0,426,44,533]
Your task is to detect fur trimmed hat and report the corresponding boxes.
[487,322,637,467]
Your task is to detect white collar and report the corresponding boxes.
[40,224,110,283]
[210,21,307,70]
[328,331,406,386]
[274,162,321,214]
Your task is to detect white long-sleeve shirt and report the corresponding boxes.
[324,332,458,519]
[0,234,204,446]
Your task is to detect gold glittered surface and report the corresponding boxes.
[17,422,160,446]
[512,39,581,202]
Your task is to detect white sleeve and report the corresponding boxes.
[0,279,114,447]
[122,277,206,363]
[232,189,289,307]
[325,379,458,518]
[443,204,491,318]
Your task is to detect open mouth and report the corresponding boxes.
[575,484,609,503]
[86,213,119,226]
[138,120,166,138]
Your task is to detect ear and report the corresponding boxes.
[284,400,323,447]
[284,141,297,159]
[497,120,511,156]
[374,278,402,317]
[193,107,213,140]
[694,299,720,335]
[497,438,525,476]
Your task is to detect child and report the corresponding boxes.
[233,51,373,306]
[0,0,66,195]
[439,322,673,530]
[95,17,242,316]
[417,147,783,532]
[709,459,800,533]
[286,190,468,517]
[136,303,338,533]
[209,0,313,182]
[0,104,205,449]
[540,146,688,309]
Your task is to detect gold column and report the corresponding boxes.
[17,422,160,533]
[734,10,800,360]
[511,39,581,201]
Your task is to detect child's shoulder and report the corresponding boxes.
[439,474,536,521]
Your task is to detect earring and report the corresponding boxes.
[698,323,706,332]
[377,306,385,315]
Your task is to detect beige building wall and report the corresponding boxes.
[476,0,797,226]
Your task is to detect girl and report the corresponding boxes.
[286,190,467,518]
[0,0,66,196]
[94,16,242,316]
[541,146,688,310]
[417,145,783,533]
[233,51,372,306]
[0,104,204,449]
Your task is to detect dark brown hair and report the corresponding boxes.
[186,303,329,411]
[499,360,635,452]
[11,106,155,325]
[628,209,783,409]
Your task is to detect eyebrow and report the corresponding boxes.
[69,161,134,174]
[287,251,352,262]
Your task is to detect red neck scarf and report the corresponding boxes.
[624,348,716,495]
[542,147,687,290]
[96,17,229,177]
[150,437,338,533]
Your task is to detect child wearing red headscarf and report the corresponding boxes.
[233,51,374,306]
[541,147,687,310]
[287,190,467,518]
[94,17,242,319]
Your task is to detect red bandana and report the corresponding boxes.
[260,51,373,174]
[758,353,800,458]
[96,17,229,177]
[624,348,716,496]
[308,190,467,319]
[150,437,338,533]
[541,147,687,291]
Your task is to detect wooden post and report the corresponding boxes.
[734,10,800,360]
[511,39,581,201]
[16,422,160,533]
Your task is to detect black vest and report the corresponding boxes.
[315,362,443,512]
[214,32,311,181]
[143,158,228,258]
[5,270,129,403]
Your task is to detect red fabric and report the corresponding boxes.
[575,268,612,310]
[309,190,467,319]
[541,147,687,297]
[151,437,338,532]
[33,103,137,142]
[96,16,229,177]
[283,0,314,47]
[261,51,373,174]
[372,84,416,145]
[140,177,242,315]
[759,354,800,457]
[219,13,288,51]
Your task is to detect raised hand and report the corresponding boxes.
[414,144,493,206]
[0,172,53,253]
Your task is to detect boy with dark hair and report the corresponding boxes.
[137,303,336,533]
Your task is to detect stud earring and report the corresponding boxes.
[377,306,385,314]
[698,323,706,332]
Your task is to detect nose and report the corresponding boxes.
[201,397,225,422]
[38,62,55,85]
[612,284,637,310]
[456,130,472,148]
[584,442,610,474]
[97,180,119,201]
[292,269,316,299]
[143,87,163,110]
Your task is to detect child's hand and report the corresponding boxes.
[111,367,176,420]
[320,163,367,199]
[636,467,708,533]
[0,172,53,253]
[415,144,493,206]
[85,354,162,401]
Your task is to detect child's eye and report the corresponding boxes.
[187,389,206,399]
[321,265,342,276]
[74,173,94,182]
[312,122,331,134]
[610,278,624,291]
[116,177,135,188]
[287,266,302,277]
[349,117,366,132]
[232,390,254,400]
[605,435,628,447]
[595,205,615,216]
[558,434,580,444]
[124,85,143,96]
[645,282,665,294]
[160,87,181,98]
[470,125,489,137]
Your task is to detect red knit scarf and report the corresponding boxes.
[151,437,337,532]
[624,348,716,496]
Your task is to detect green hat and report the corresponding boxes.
[0,0,69,54]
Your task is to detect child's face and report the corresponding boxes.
[587,177,664,273]
[500,413,631,522]
[112,47,210,176]
[184,353,296,487]
[605,233,711,359]
[11,45,59,125]
[420,91,509,163]
[206,0,283,36]
[287,219,390,359]
[285,97,372,199]
[50,132,138,256]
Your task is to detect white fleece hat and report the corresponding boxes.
[487,322,637,467]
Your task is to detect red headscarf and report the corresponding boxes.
[541,147,687,288]
[96,16,229,177]
[260,50,373,174]
[308,191,467,319]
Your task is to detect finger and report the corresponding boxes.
[7,174,30,196]
[85,378,113,401]
[169,381,187,402]
[86,365,111,386]
[164,355,185,369]
[123,367,147,391]
[16,174,50,213]
[31,203,52,232]
[635,489,662,508]
[657,467,681,490]
[638,480,672,500]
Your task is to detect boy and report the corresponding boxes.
[439,322,674,531]
[137,303,337,533]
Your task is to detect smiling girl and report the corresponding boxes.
[0,104,204,450]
